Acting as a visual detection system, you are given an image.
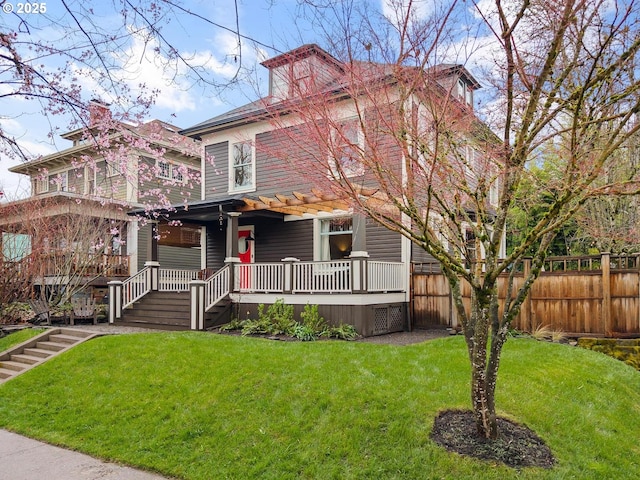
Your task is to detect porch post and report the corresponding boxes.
[282,257,300,294]
[149,221,159,262]
[351,213,367,257]
[107,280,123,323]
[350,214,369,292]
[190,280,206,331]
[145,261,160,291]
[225,212,242,292]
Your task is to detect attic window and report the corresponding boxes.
[457,79,473,107]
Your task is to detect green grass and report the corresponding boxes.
[0,328,45,351]
[0,333,639,479]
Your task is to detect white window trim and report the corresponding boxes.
[314,215,354,261]
[156,160,186,184]
[34,175,49,194]
[329,117,365,179]
[229,140,256,193]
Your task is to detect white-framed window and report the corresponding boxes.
[319,216,353,260]
[34,175,49,194]
[230,141,254,192]
[330,118,365,178]
[157,160,171,180]
[156,160,186,183]
[85,166,96,195]
[457,78,473,107]
[106,161,121,177]
[53,171,69,192]
[489,177,499,206]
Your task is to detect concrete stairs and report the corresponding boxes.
[0,328,102,384]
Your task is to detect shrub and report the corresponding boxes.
[300,304,327,332]
[257,299,296,335]
[324,323,359,341]
[292,324,318,341]
[219,318,245,332]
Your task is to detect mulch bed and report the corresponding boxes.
[430,409,555,469]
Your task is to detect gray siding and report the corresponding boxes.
[137,224,150,271]
[411,243,438,264]
[158,245,201,270]
[253,130,317,197]
[366,220,402,262]
[138,156,200,205]
[206,224,227,270]
[249,217,313,262]
[204,142,229,200]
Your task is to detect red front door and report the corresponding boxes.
[238,227,254,289]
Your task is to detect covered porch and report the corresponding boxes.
[115,190,410,336]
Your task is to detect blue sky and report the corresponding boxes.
[0,0,326,198]
[0,0,497,199]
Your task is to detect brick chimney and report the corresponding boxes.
[89,99,112,127]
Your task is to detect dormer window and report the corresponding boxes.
[457,78,473,107]
[262,44,344,101]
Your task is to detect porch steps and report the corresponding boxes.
[0,328,102,384]
[117,291,191,330]
[206,298,233,329]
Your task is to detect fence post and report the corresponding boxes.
[107,280,123,323]
[522,258,532,332]
[602,252,611,337]
[190,280,206,331]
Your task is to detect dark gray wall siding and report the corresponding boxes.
[411,243,438,264]
[205,224,227,270]
[158,245,201,270]
[366,220,402,262]
[204,142,229,200]
[247,217,313,262]
[253,130,316,197]
[137,224,150,271]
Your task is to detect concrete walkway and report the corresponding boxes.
[0,430,171,480]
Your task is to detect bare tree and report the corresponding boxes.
[265,0,640,439]
[0,195,129,306]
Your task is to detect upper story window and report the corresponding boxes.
[55,171,69,192]
[457,78,473,107]
[33,175,49,195]
[230,141,254,192]
[156,160,185,183]
[106,161,121,177]
[330,118,365,178]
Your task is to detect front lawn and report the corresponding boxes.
[0,328,45,351]
[0,332,638,479]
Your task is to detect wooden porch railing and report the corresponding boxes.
[159,268,200,292]
[368,261,405,292]
[122,267,151,309]
[204,265,231,311]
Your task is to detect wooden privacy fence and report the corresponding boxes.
[411,254,640,337]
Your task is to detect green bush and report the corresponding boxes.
[324,323,359,341]
[300,303,327,332]
[292,323,318,341]
[257,299,296,335]
[220,301,359,341]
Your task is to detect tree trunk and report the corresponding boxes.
[467,287,500,439]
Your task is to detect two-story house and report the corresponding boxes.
[109,44,497,336]
[0,107,201,304]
